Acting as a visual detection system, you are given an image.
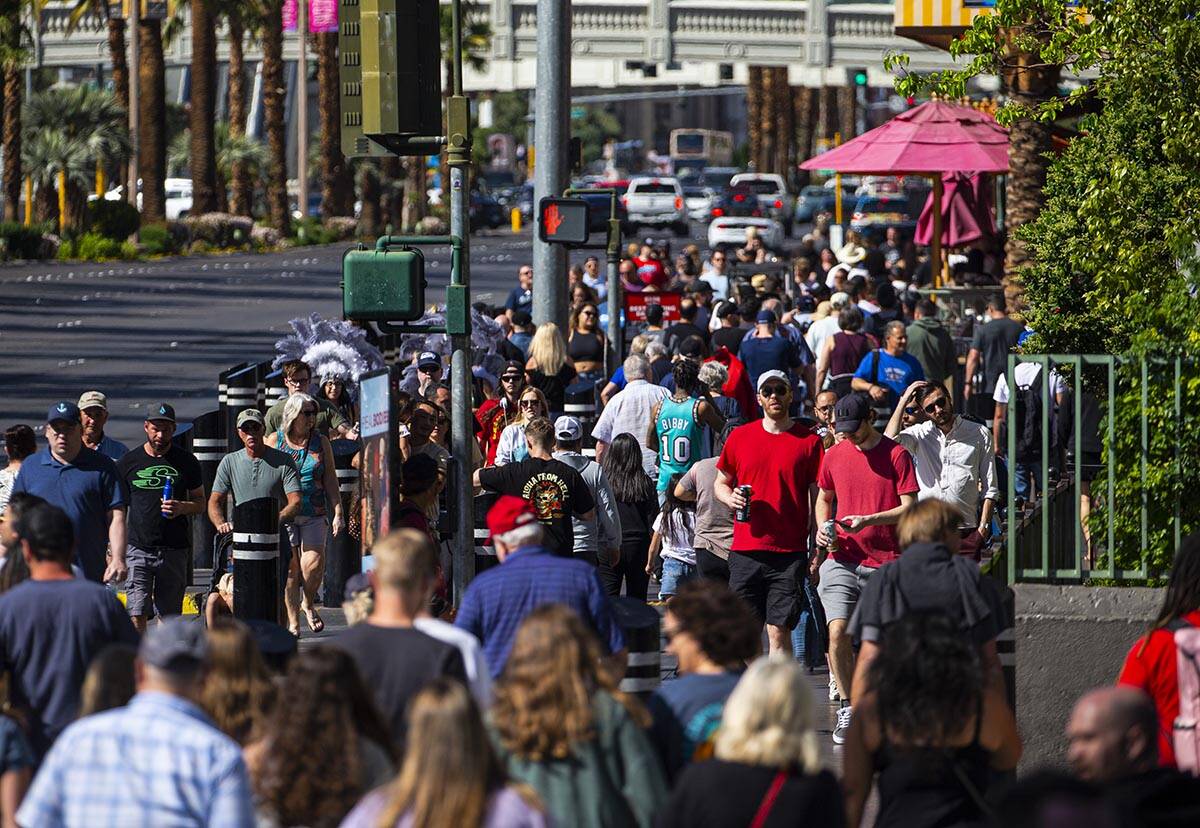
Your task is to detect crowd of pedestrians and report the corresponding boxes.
[0,232,1198,827]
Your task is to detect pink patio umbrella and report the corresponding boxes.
[800,101,1009,281]
[915,171,996,248]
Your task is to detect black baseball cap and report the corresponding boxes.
[146,403,176,423]
[834,393,872,434]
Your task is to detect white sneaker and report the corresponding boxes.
[828,676,840,702]
[832,706,852,745]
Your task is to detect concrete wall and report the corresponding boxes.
[1014,584,1164,772]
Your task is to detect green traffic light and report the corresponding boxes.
[855,72,868,86]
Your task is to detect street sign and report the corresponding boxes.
[624,291,682,324]
[537,197,590,245]
[342,244,427,321]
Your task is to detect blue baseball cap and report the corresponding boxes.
[47,401,80,425]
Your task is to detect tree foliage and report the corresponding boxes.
[889,0,1200,570]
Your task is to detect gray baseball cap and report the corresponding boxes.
[139,617,208,672]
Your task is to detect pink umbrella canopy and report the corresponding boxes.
[915,172,997,247]
[799,101,1009,174]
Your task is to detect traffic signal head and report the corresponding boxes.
[538,198,590,245]
[342,245,427,322]
[854,70,869,87]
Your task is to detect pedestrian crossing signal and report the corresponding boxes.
[538,197,589,245]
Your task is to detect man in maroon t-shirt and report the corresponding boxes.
[813,392,918,745]
[715,370,823,655]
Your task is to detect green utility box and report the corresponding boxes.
[342,244,427,322]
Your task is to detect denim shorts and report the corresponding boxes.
[658,556,698,599]
[127,545,188,618]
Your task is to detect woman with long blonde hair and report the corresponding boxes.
[658,657,844,828]
[266,391,344,637]
[492,386,550,467]
[491,605,667,827]
[524,323,576,416]
[340,679,546,828]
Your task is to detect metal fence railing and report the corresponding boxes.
[1004,354,1196,584]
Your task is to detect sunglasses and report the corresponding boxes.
[520,399,541,408]
[501,375,523,383]
[420,365,442,373]
[759,385,790,398]
[923,398,949,414]
[815,405,835,413]
[905,406,919,416]
[581,310,597,317]
[239,424,263,434]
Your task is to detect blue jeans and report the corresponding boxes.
[1015,462,1042,502]
[659,557,697,599]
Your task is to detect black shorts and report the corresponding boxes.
[696,547,730,584]
[728,549,805,629]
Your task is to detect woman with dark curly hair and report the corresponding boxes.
[490,604,667,827]
[341,679,547,827]
[0,424,36,520]
[246,648,397,827]
[646,580,760,779]
[843,612,1021,828]
[198,618,276,746]
[598,433,659,601]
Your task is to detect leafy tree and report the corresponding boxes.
[890,0,1200,571]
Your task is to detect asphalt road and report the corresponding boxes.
[0,224,725,446]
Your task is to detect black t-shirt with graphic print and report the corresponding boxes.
[477,457,595,557]
[116,445,203,550]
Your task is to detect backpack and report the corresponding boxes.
[1169,618,1200,775]
[792,580,828,671]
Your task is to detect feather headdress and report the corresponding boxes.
[273,314,385,384]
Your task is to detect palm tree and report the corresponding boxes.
[260,0,288,234]
[0,0,26,221]
[23,85,130,228]
[170,121,266,212]
[137,15,167,221]
[189,0,218,213]
[68,0,130,186]
[746,66,764,170]
[315,29,352,217]
[224,2,257,216]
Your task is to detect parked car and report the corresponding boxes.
[682,185,715,223]
[707,216,784,251]
[623,176,688,236]
[729,172,795,236]
[701,166,740,192]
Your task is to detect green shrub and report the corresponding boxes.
[86,199,140,241]
[0,222,47,260]
[74,232,125,260]
[290,217,338,246]
[139,222,177,256]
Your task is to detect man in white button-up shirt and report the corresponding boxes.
[885,380,998,558]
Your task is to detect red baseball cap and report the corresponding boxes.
[486,495,538,543]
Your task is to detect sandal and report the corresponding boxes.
[304,608,325,634]
[288,625,301,639]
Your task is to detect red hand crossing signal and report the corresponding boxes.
[537,197,590,245]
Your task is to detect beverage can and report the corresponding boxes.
[162,478,173,519]
[823,519,839,552]
[735,485,753,522]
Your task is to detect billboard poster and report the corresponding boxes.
[283,0,338,32]
[624,291,683,324]
[357,367,396,551]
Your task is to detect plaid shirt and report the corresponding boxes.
[17,691,253,828]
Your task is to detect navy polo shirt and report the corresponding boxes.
[11,448,127,582]
[454,545,625,678]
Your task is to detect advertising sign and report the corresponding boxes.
[356,367,396,550]
[623,291,682,324]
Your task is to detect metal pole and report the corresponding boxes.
[296,0,309,220]
[531,0,571,327]
[607,211,622,366]
[447,0,475,603]
[931,173,944,289]
[128,3,140,208]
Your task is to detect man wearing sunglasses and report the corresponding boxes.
[476,361,527,466]
[885,380,998,559]
[714,371,824,659]
[265,360,356,440]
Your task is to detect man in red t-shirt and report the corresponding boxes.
[715,370,823,656]
[814,392,918,745]
[634,241,669,291]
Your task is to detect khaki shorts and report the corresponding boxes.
[284,515,329,550]
[817,557,877,623]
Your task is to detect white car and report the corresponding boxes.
[103,178,193,220]
[682,185,715,223]
[729,172,795,236]
[707,216,784,251]
[623,176,689,236]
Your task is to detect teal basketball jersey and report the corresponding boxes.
[656,396,703,492]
